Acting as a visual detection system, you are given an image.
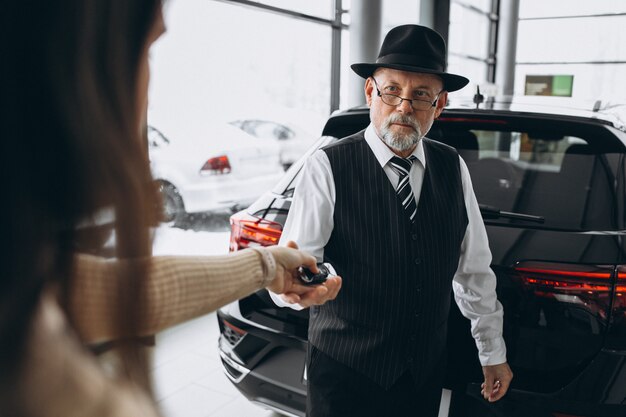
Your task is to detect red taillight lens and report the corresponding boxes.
[220,318,247,346]
[515,264,613,291]
[513,261,615,319]
[201,155,231,175]
[223,319,246,336]
[515,262,614,288]
[229,212,283,252]
[612,266,626,312]
[617,268,626,292]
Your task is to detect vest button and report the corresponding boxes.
[414,258,421,265]
[412,234,418,240]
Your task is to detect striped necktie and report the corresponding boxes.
[389,155,418,222]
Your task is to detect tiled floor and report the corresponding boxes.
[152,312,282,417]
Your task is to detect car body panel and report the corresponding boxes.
[230,119,318,168]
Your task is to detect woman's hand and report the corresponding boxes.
[265,241,342,308]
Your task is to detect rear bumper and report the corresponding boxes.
[219,338,306,417]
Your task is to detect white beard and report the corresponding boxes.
[379,113,424,152]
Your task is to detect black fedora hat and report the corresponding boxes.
[351,24,469,92]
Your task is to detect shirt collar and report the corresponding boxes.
[364,124,426,170]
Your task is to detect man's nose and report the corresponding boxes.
[397,98,414,113]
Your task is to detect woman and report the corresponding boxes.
[0,1,340,415]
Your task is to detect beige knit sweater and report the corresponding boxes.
[13,249,270,417]
[70,249,268,343]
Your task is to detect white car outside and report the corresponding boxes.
[229,119,319,169]
[148,124,284,224]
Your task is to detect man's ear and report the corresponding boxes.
[364,77,374,107]
[434,91,448,118]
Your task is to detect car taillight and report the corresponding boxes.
[229,212,283,252]
[513,261,616,321]
[606,266,626,349]
[220,318,247,346]
[200,155,231,175]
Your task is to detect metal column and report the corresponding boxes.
[419,0,450,45]
[330,0,344,112]
[347,0,382,107]
[494,0,520,96]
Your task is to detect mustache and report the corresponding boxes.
[384,113,420,131]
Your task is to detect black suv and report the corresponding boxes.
[216,98,626,417]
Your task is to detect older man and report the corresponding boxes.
[274,24,513,416]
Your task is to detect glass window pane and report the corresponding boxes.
[515,63,626,102]
[468,130,613,230]
[151,0,331,132]
[382,0,420,32]
[248,0,334,19]
[454,0,492,13]
[148,0,331,237]
[517,16,626,63]
[448,3,490,59]
[433,125,618,231]
[520,0,626,19]
[447,55,488,97]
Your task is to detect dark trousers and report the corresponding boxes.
[306,346,444,417]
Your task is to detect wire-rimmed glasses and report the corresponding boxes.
[372,78,443,111]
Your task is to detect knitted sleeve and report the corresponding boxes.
[69,249,271,343]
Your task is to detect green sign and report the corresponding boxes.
[525,75,574,97]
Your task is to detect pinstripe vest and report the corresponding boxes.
[308,130,468,389]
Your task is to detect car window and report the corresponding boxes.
[252,121,281,139]
[147,126,170,148]
[282,116,625,231]
[435,126,622,231]
[274,125,294,140]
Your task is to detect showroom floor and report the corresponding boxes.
[152,312,282,417]
[152,311,452,417]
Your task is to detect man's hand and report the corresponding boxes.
[265,241,342,308]
[480,362,513,402]
[279,275,342,308]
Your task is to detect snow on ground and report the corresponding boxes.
[152,225,230,256]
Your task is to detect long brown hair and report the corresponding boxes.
[1,0,162,400]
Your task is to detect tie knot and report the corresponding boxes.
[390,155,416,175]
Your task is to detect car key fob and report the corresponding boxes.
[299,263,336,285]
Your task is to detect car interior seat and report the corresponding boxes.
[440,129,479,164]
[469,156,521,212]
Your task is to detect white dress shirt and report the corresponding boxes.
[273,124,507,366]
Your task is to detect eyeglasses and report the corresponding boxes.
[372,78,443,111]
